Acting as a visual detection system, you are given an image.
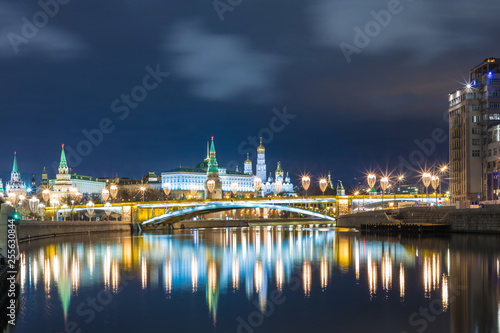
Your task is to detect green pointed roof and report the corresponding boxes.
[12,152,18,173]
[207,137,219,173]
[42,167,47,175]
[59,144,68,170]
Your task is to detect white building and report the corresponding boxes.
[49,145,106,200]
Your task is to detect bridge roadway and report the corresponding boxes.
[52,194,446,225]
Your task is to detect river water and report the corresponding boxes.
[8,225,500,333]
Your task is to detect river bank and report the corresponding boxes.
[337,205,500,233]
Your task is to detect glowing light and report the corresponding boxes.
[86,201,95,217]
[102,188,110,202]
[275,180,283,195]
[367,174,376,189]
[319,178,328,194]
[253,177,262,192]
[231,182,238,196]
[400,263,405,300]
[207,180,215,193]
[380,177,389,192]
[320,257,328,291]
[29,197,40,214]
[303,261,311,297]
[162,182,171,196]
[422,173,432,188]
[442,274,449,311]
[109,185,118,199]
[104,202,112,217]
[302,176,311,191]
[431,176,440,191]
[276,259,283,292]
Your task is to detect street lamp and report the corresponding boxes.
[42,189,50,204]
[431,176,440,206]
[29,197,40,219]
[163,182,171,197]
[380,177,389,209]
[104,202,112,221]
[275,180,283,196]
[207,180,215,194]
[253,177,262,196]
[38,204,46,219]
[102,188,110,202]
[422,172,432,204]
[140,186,146,202]
[86,201,95,221]
[110,184,118,202]
[394,175,404,208]
[189,184,198,199]
[231,182,238,198]
[302,176,311,197]
[319,178,327,196]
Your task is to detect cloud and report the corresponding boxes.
[309,0,496,61]
[0,3,88,59]
[164,20,286,102]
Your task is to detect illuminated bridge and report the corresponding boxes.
[55,194,447,226]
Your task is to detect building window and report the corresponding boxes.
[495,148,498,156]
[472,127,480,134]
[472,138,481,145]
[488,149,492,156]
[472,150,481,157]
[490,102,500,109]
[490,114,500,121]
[472,115,480,123]
[471,105,481,111]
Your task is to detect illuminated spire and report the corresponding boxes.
[207,137,219,173]
[12,151,18,173]
[59,144,69,174]
[245,153,251,164]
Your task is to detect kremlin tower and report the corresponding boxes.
[6,152,27,197]
[205,137,223,199]
[256,137,267,181]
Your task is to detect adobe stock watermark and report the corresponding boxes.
[340,0,408,64]
[57,275,135,333]
[51,64,169,173]
[398,110,448,176]
[400,278,466,333]
[213,0,244,21]
[225,105,296,170]
[7,0,73,54]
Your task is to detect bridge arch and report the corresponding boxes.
[141,202,336,226]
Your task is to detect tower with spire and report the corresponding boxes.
[244,153,252,175]
[6,151,27,196]
[0,179,4,198]
[31,175,37,194]
[275,162,284,183]
[42,167,48,187]
[205,137,223,199]
[53,144,73,194]
[256,137,267,181]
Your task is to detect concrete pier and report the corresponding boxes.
[17,220,133,242]
[337,205,500,233]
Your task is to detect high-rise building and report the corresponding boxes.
[449,57,500,202]
[6,152,27,197]
[256,138,267,182]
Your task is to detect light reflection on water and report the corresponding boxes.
[12,225,500,333]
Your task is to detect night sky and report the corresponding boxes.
[1,0,499,187]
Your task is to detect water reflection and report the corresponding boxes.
[15,226,500,333]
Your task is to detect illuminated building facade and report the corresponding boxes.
[449,57,500,202]
[49,145,106,199]
[0,179,4,197]
[262,162,294,196]
[162,138,254,199]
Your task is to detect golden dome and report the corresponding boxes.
[245,153,251,164]
[257,137,265,152]
[276,162,284,176]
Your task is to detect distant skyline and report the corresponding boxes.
[2,0,499,186]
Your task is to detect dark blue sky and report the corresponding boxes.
[1,0,499,187]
